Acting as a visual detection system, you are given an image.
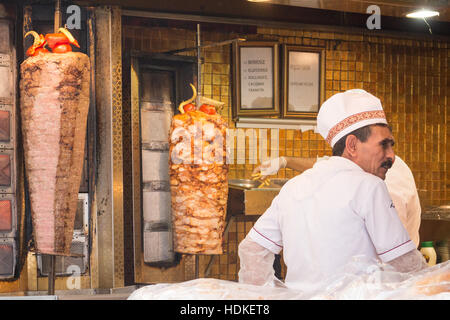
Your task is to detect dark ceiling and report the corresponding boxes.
[266,0,450,22]
[14,0,450,36]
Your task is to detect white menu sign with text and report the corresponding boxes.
[288,51,319,112]
[240,47,273,109]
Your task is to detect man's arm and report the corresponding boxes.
[253,157,316,178]
[285,157,316,172]
[238,235,277,286]
[360,178,422,270]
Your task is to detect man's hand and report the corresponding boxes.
[253,157,287,179]
[387,249,428,273]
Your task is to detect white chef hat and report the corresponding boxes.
[316,89,387,148]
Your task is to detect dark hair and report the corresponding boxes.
[332,123,391,156]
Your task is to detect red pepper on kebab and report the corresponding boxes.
[199,96,223,115]
[177,84,220,115]
[199,104,216,115]
[25,27,80,56]
[24,31,49,57]
[182,103,196,112]
[45,27,80,53]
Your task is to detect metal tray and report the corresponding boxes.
[228,178,288,190]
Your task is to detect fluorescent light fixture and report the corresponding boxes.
[406,9,439,19]
[247,0,271,2]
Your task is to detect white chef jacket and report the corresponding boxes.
[249,156,416,291]
[385,156,421,247]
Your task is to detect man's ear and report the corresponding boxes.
[345,135,359,157]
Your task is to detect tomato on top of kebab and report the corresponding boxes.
[45,28,80,53]
[199,104,216,115]
[178,84,217,116]
[25,27,80,57]
[182,103,196,113]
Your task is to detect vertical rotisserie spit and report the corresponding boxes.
[169,85,228,254]
[20,29,90,255]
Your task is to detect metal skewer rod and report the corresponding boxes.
[195,255,199,279]
[54,0,62,32]
[48,255,56,295]
[49,0,61,295]
[196,23,201,107]
[163,38,246,55]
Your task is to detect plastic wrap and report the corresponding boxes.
[128,258,450,300]
[127,278,297,300]
[309,257,449,299]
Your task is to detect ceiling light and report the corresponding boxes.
[406,9,439,19]
[247,0,271,2]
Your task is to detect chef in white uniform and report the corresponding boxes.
[238,89,427,290]
[255,154,421,248]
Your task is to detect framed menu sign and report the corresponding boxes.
[233,42,279,117]
[282,45,325,119]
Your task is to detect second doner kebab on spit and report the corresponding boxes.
[169,84,228,255]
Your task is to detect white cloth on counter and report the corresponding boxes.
[385,155,421,247]
[248,156,416,291]
[127,259,450,300]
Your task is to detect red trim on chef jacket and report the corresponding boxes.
[252,227,283,248]
[378,240,411,256]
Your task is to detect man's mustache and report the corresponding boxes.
[381,158,393,169]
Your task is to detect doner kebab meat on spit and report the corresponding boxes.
[20,28,90,255]
[169,84,228,254]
